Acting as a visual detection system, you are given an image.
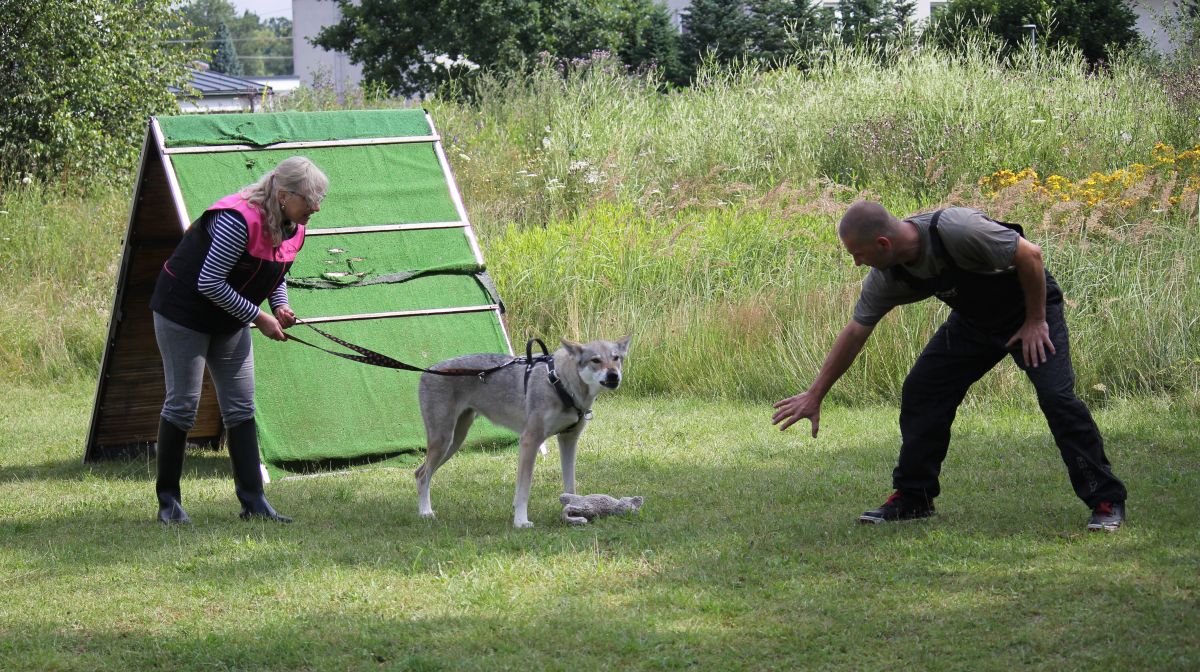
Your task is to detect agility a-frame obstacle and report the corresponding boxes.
[85,110,514,475]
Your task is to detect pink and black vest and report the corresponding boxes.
[151,194,306,333]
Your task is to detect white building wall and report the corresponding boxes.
[293,0,364,95]
[1129,0,1176,54]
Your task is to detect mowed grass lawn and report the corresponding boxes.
[1,381,1197,671]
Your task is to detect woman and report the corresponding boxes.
[149,156,329,524]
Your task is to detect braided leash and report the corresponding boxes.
[286,321,517,377]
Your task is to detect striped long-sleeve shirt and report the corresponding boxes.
[196,210,290,324]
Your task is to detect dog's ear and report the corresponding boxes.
[616,334,632,354]
[628,496,644,509]
[560,338,583,356]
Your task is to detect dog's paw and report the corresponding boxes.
[513,519,534,529]
[419,510,437,520]
[562,512,589,525]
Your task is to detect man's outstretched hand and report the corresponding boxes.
[772,391,821,437]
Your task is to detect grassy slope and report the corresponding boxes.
[2,382,1196,671]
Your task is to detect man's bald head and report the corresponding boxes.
[838,201,901,244]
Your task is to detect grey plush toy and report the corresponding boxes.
[560,493,644,525]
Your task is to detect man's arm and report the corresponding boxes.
[772,319,875,437]
[1004,237,1056,367]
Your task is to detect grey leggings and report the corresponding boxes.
[153,312,255,431]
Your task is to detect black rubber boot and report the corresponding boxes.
[155,416,191,524]
[226,418,292,523]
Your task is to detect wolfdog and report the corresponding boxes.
[415,336,632,528]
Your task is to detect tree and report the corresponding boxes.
[211,22,244,75]
[930,0,1139,63]
[680,0,752,76]
[746,0,830,63]
[680,0,830,80]
[314,0,683,97]
[615,0,686,85]
[834,0,916,48]
[179,0,293,76]
[0,0,200,188]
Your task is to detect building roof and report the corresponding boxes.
[172,69,273,96]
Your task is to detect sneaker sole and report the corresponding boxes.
[1087,522,1122,532]
[858,512,935,524]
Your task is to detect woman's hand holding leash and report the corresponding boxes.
[273,304,298,330]
[254,309,287,341]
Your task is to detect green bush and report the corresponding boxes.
[0,0,199,189]
[929,0,1139,63]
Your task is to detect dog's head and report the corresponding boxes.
[562,335,631,391]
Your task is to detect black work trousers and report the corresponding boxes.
[894,301,1127,508]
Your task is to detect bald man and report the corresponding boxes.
[772,201,1127,531]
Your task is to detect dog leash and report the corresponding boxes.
[285,321,514,377]
[286,323,592,427]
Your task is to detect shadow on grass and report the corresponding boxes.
[0,516,1196,671]
[0,450,239,483]
[2,412,1198,670]
[0,438,522,485]
[269,437,518,478]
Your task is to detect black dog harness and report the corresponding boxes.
[522,338,593,431]
[288,323,592,430]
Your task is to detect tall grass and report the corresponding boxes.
[429,39,1196,230]
[485,199,1199,405]
[3,40,1197,405]
[0,185,125,383]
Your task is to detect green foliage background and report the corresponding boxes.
[931,0,1140,62]
[2,36,1197,410]
[0,0,199,189]
[179,0,294,76]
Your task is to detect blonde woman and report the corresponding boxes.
[149,156,329,524]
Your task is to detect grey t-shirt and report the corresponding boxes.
[852,207,1021,326]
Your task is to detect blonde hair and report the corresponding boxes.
[239,156,330,245]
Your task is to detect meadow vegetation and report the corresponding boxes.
[2,37,1198,671]
[4,39,1196,407]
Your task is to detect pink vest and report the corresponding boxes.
[208,193,305,262]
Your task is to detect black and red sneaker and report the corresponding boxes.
[859,490,936,524]
[1087,501,1125,532]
